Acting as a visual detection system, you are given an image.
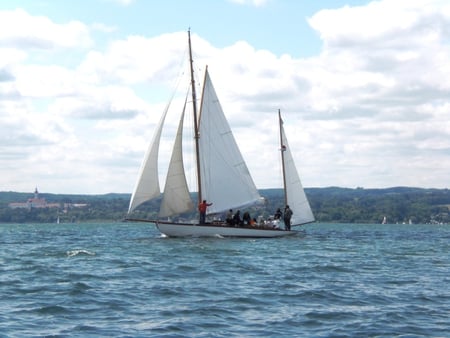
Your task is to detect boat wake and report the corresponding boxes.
[66,249,96,257]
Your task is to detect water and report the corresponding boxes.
[1,223,449,337]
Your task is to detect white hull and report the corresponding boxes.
[156,222,297,238]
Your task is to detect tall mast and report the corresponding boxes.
[188,29,202,204]
[279,109,288,206]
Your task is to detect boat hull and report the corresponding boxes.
[155,221,297,238]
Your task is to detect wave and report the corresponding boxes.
[66,249,96,257]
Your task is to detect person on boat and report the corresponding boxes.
[198,200,212,224]
[283,205,293,231]
[233,210,242,226]
[274,208,282,220]
[242,211,251,225]
[226,209,233,225]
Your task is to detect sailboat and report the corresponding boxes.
[127,31,314,237]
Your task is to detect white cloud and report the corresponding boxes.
[91,22,117,33]
[297,0,450,188]
[0,9,92,49]
[78,33,191,86]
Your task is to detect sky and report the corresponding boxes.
[1,0,450,194]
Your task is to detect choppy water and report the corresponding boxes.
[1,222,449,337]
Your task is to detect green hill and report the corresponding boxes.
[0,187,449,224]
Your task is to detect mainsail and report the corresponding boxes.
[279,113,315,225]
[198,69,262,214]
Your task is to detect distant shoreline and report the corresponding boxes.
[1,187,449,224]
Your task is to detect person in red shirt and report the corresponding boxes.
[198,200,212,224]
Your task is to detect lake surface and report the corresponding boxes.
[1,222,449,337]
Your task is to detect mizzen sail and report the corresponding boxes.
[280,113,315,225]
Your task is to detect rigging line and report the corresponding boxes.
[156,45,191,134]
[167,45,189,100]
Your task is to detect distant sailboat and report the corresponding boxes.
[127,30,314,237]
[382,216,387,224]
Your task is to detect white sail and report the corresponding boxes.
[128,104,169,213]
[198,69,262,214]
[280,117,315,225]
[159,99,194,217]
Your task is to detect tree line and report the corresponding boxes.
[0,187,449,224]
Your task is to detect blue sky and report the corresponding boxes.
[1,0,450,194]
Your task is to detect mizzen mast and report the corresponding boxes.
[279,109,288,206]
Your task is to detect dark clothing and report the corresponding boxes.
[274,208,282,220]
[242,211,251,225]
[233,211,242,226]
[284,206,293,231]
[226,210,233,225]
